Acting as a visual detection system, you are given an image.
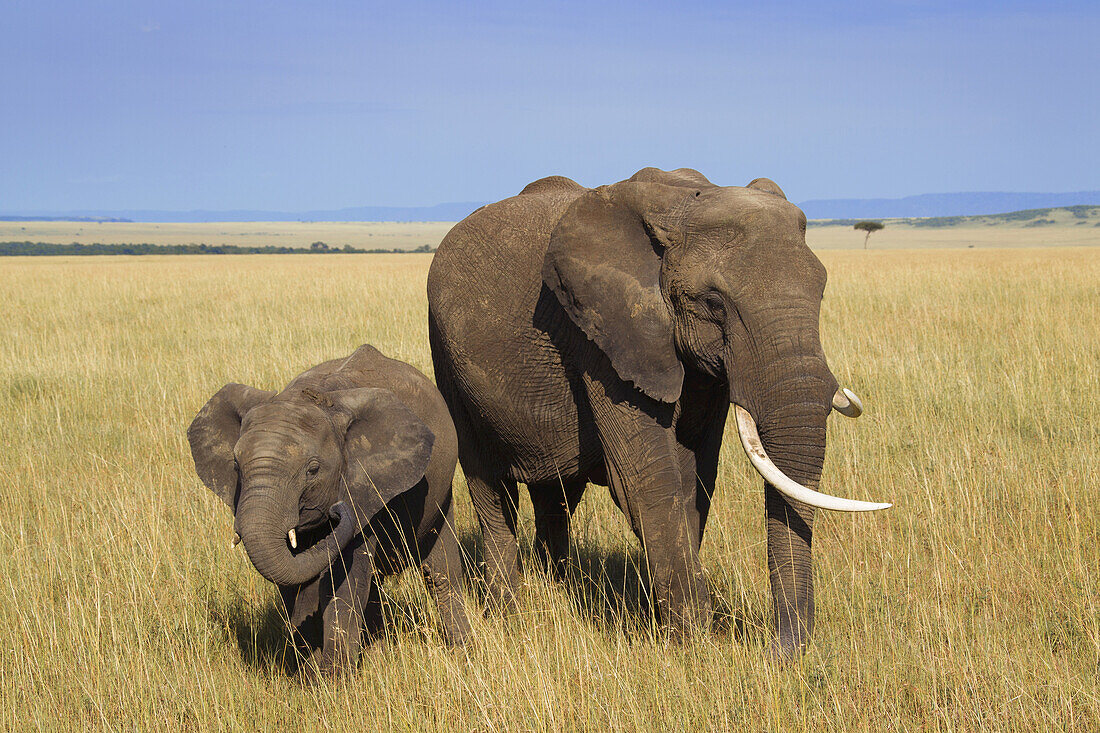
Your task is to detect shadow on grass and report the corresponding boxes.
[207,578,445,678]
[207,524,768,675]
[454,525,768,646]
[207,594,301,677]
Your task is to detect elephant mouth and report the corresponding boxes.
[289,509,339,553]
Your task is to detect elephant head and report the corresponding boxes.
[188,384,434,587]
[543,168,887,512]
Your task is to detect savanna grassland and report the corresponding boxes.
[806,205,1100,249]
[0,247,1097,731]
[0,220,455,250]
[4,205,1100,252]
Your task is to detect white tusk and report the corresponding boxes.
[230,532,241,549]
[288,528,297,549]
[734,405,890,512]
[832,388,863,418]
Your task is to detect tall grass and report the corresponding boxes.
[0,249,1096,730]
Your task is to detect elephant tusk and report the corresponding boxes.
[832,388,863,418]
[734,405,890,512]
[288,528,297,549]
[231,532,241,549]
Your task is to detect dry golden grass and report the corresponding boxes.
[807,221,1100,249]
[0,248,1097,730]
[0,221,455,250]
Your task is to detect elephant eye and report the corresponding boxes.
[701,292,726,319]
[306,460,320,476]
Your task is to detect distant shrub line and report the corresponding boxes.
[810,205,1100,228]
[0,241,437,256]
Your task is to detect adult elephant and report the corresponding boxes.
[427,167,889,658]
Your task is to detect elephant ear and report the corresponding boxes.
[747,177,787,199]
[187,383,275,509]
[629,166,715,189]
[543,182,696,403]
[322,388,435,529]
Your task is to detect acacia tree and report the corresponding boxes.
[854,220,884,249]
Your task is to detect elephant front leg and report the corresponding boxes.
[530,478,585,580]
[421,505,472,645]
[675,375,729,545]
[585,372,711,637]
[280,591,316,671]
[623,480,711,637]
[310,550,372,676]
[314,582,366,674]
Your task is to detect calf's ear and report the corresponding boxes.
[187,383,274,510]
[318,388,435,531]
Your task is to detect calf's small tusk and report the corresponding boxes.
[734,405,890,512]
[832,387,864,418]
[288,528,297,549]
[230,532,241,549]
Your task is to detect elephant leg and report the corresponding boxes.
[584,371,710,637]
[421,502,472,645]
[313,548,370,675]
[673,446,707,548]
[280,575,329,670]
[616,477,710,637]
[674,430,725,546]
[359,573,385,644]
[466,470,521,614]
[675,377,729,545]
[316,585,364,674]
[530,478,585,579]
[767,487,815,660]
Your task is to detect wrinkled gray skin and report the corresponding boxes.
[188,345,470,674]
[428,167,843,659]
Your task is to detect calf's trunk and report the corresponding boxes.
[235,482,356,587]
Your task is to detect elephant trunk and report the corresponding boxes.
[235,476,355,587]
[755,399,827,659]
[727,334,882,657]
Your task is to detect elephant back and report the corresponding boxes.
[519,175,586,197]
[428,183,586,342]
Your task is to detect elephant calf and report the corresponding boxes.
[188,344,470,674]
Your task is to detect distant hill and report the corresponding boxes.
[798,191,1100,220]
[8,191,1100,223]
[0,202,486,224]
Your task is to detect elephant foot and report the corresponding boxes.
[533,545,571,581]
[658,606,713,642]
[651,564,712,641]
[768,625,811,664]
[482,578,520,617]
[768,638,807,665]
[295,648,357,683]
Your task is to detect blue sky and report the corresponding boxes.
[2,1,1097,210]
